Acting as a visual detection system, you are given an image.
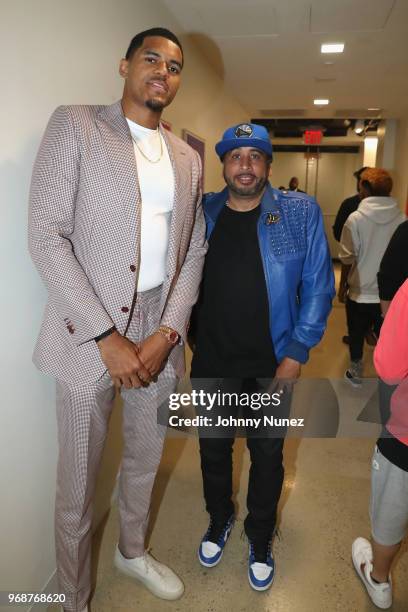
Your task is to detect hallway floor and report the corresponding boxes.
[69,266,408,611]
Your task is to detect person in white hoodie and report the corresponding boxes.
[338,168,405,387]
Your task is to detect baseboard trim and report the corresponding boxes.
[29,571,58,611]
[28,476,121,612]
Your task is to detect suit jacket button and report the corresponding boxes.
[121,306,129,313]
[130,265,136,272]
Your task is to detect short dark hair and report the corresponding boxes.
[353,166,368,179]
[125,28,183,64]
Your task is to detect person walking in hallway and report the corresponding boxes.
[332,166,367,242]
[338,168,405,387]
[28,28,207,611]
[333,166,377,347]
[378,219,408,316]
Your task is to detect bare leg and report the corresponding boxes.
[371,539,401,583]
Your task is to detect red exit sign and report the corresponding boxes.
[304,130,322,145]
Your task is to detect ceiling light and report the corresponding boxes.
[363,137,378,166]
[314,99,329,105]
[354,119,365,134]
[321,43,344,54]
[368,108,380,111]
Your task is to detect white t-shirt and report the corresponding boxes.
[126,118,174,292]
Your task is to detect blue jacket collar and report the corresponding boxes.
[203,183,282,225]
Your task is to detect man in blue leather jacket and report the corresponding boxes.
[190,123,334,591]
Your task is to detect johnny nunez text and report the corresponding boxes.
[168,415,305,429]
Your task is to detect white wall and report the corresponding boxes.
[392,118,408,211]
[271,150,362,256]
[0,1,247,607]
[270,153,308,191]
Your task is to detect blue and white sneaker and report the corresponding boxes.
[198,515,235,567]
[248,540,275,591]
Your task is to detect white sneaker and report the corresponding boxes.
[114,545,184,600]
[352,537,392,609]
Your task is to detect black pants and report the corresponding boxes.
[193,377,288,543]
[346,298,383,361]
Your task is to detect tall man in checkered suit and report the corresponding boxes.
[28,28,206,611]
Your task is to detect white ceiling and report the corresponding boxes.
[163,0,408,119]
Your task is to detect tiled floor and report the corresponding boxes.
[56,265,408,611]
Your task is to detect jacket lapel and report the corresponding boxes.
[95,101,141,256]
[160,127,191,299]
[96,102,190,309]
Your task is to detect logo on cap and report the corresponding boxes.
[235,124,253,138]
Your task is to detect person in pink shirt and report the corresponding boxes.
[352,279,408,609]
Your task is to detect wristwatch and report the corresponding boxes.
[157,325,179,345]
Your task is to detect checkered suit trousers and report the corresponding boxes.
[55,286,177,611]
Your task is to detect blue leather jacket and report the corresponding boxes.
[203,184,335,364]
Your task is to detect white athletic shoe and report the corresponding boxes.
[352,537,392,609]
[114,545,184,600]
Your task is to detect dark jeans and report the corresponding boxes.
[346,298,383,361]
[193,377,289,543]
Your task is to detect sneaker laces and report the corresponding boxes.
[143,549,166,578]
[205,518,230,546]
[241,527,282,563]
[350,360,363,377]
[250,540,272,564]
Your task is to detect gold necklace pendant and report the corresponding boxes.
[132,131,163,163]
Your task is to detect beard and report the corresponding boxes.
[224,172,269,197]
[145,98,165,112]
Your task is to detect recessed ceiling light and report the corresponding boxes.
[321,43,345,54]
[314,99,329,105]
[368,108,380,111]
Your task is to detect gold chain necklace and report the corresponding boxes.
[132,130,163,164]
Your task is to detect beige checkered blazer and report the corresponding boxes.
[28,101,207,384]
